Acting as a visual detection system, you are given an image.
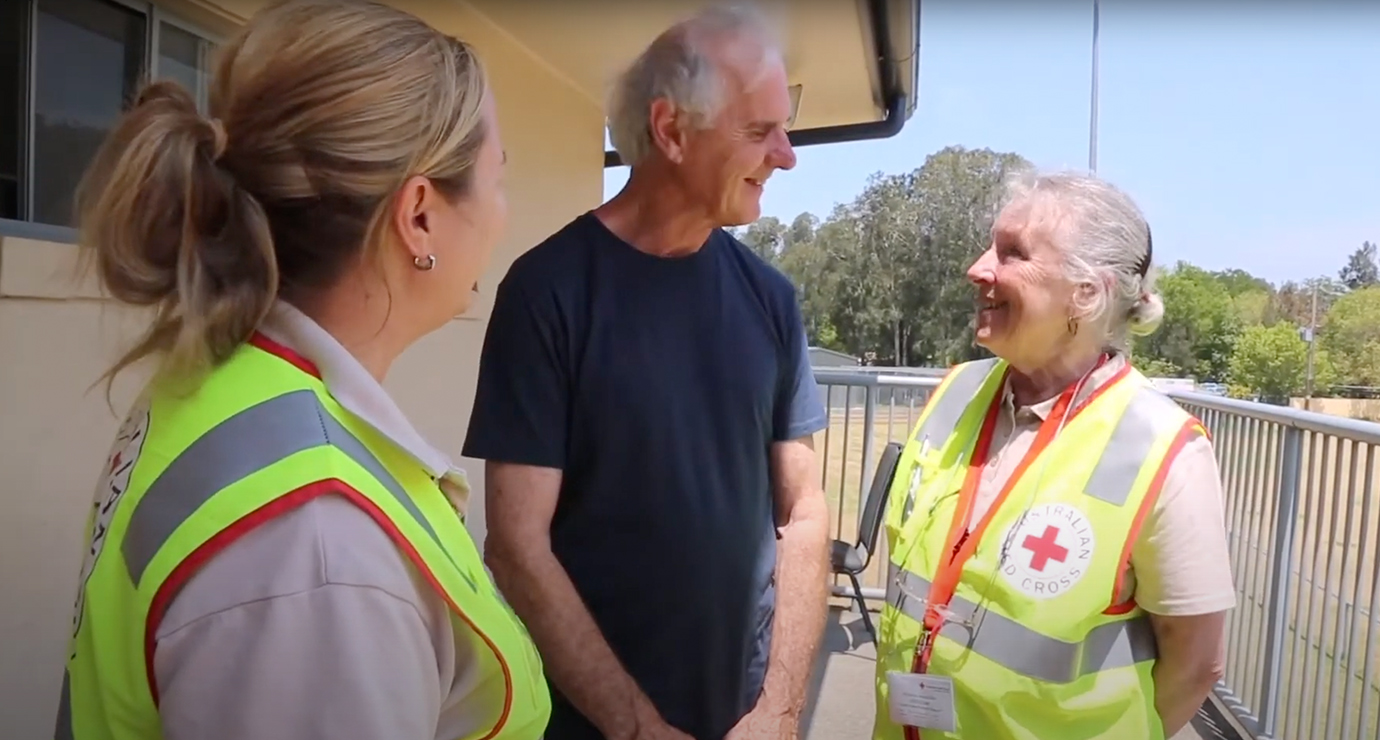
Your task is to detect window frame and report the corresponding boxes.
[0,0,220,241]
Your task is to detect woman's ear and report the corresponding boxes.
[1068,280,1103,321]
[389,175,437,264]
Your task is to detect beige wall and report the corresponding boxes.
[0,2,604,736]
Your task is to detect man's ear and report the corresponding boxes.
[647,98,687,164]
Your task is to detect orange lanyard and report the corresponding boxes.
[913,356,1124,668]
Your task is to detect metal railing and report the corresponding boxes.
[1173,391,1380,740]
[810,367,1380,740]
[813,369,939,602]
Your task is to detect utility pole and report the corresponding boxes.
[1088,0,1100,173]
[1304,283,1319,410]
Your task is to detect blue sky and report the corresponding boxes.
[604,0,1379,286]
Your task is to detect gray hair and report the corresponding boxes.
[1000,168,1163,352]
[606,5,782,167]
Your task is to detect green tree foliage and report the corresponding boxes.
[785,212,818,252]
[1231,289,1270,327]
[1129,355,1183,379]
[1319,287,1380,388]
[1133,263,1239,381]
[1339,241,1379,290]
[1213,268,1273,297]
[736,216,786,265]
[1228,323,1332,403]
[778,210,843,350]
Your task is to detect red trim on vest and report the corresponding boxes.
[143,480,336,705]
[248,331,321,379]
[1103,418,1203,615]
[142,480,516,739]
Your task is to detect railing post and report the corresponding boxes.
[1258,425,1303,738]
[858,384,877,530]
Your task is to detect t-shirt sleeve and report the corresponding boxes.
[1129,433,1238,616]
[773,291,828,442]
[462,271,568,470]
[155,584,443,740]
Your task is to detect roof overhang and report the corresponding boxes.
[170,0,920,168]
[461,0,921,169]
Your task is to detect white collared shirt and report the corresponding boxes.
[257,301,472,513]
[152,302,498,740]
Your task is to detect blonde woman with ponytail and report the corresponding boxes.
[55,2,549,739]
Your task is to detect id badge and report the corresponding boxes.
[886,671,957,732]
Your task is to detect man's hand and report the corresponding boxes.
[484,462,672,740]
[629,718,696,740]
[723,701,798,740]
[612,698,695,740]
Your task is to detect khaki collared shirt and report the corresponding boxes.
[151,302,495,740]
[969,354,1236,616]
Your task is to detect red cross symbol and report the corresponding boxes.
[1022,525,1069,572]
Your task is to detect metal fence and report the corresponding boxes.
[1173,391,1380,740]
[812,369,939,600]
[810,367,1380,740]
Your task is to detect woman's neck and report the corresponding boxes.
[287,289,412,384]
[1007,349,1106,408]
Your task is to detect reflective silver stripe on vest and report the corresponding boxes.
[121,388,469,589]
[901,359,1000,520]
[886,565,1157,684]
[910,359,1001,447]
[1082,388,1188,507]
[58,389,476,739]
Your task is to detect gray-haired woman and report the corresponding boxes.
[872,170,1234,740]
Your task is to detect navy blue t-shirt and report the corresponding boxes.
[462,212,827,740]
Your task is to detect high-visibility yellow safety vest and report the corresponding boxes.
[873,356,1206,740]
[56,333,551,740]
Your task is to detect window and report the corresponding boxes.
[156,20,213,112]
[1,2,26,221]
[0,0,217,233]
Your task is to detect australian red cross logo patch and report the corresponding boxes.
[70,399,151,645]
[998,502,1096,600]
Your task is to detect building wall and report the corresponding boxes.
[808,346,860,367]
[0,1,604,735]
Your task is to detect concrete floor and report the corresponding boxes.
[800,605,1232,740]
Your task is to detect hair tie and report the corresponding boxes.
[1135,224,1153,277]
[206,117,228,162]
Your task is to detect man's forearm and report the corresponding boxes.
[758,495,831,718]
[488,546,657,739]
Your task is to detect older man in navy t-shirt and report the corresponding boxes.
[462,7,831,740]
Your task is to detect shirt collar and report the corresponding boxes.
[256,301,471,509]
[1000,353,1129,422]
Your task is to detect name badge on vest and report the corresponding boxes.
[886,671,957,732]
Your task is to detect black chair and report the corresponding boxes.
[830,440,902,644]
